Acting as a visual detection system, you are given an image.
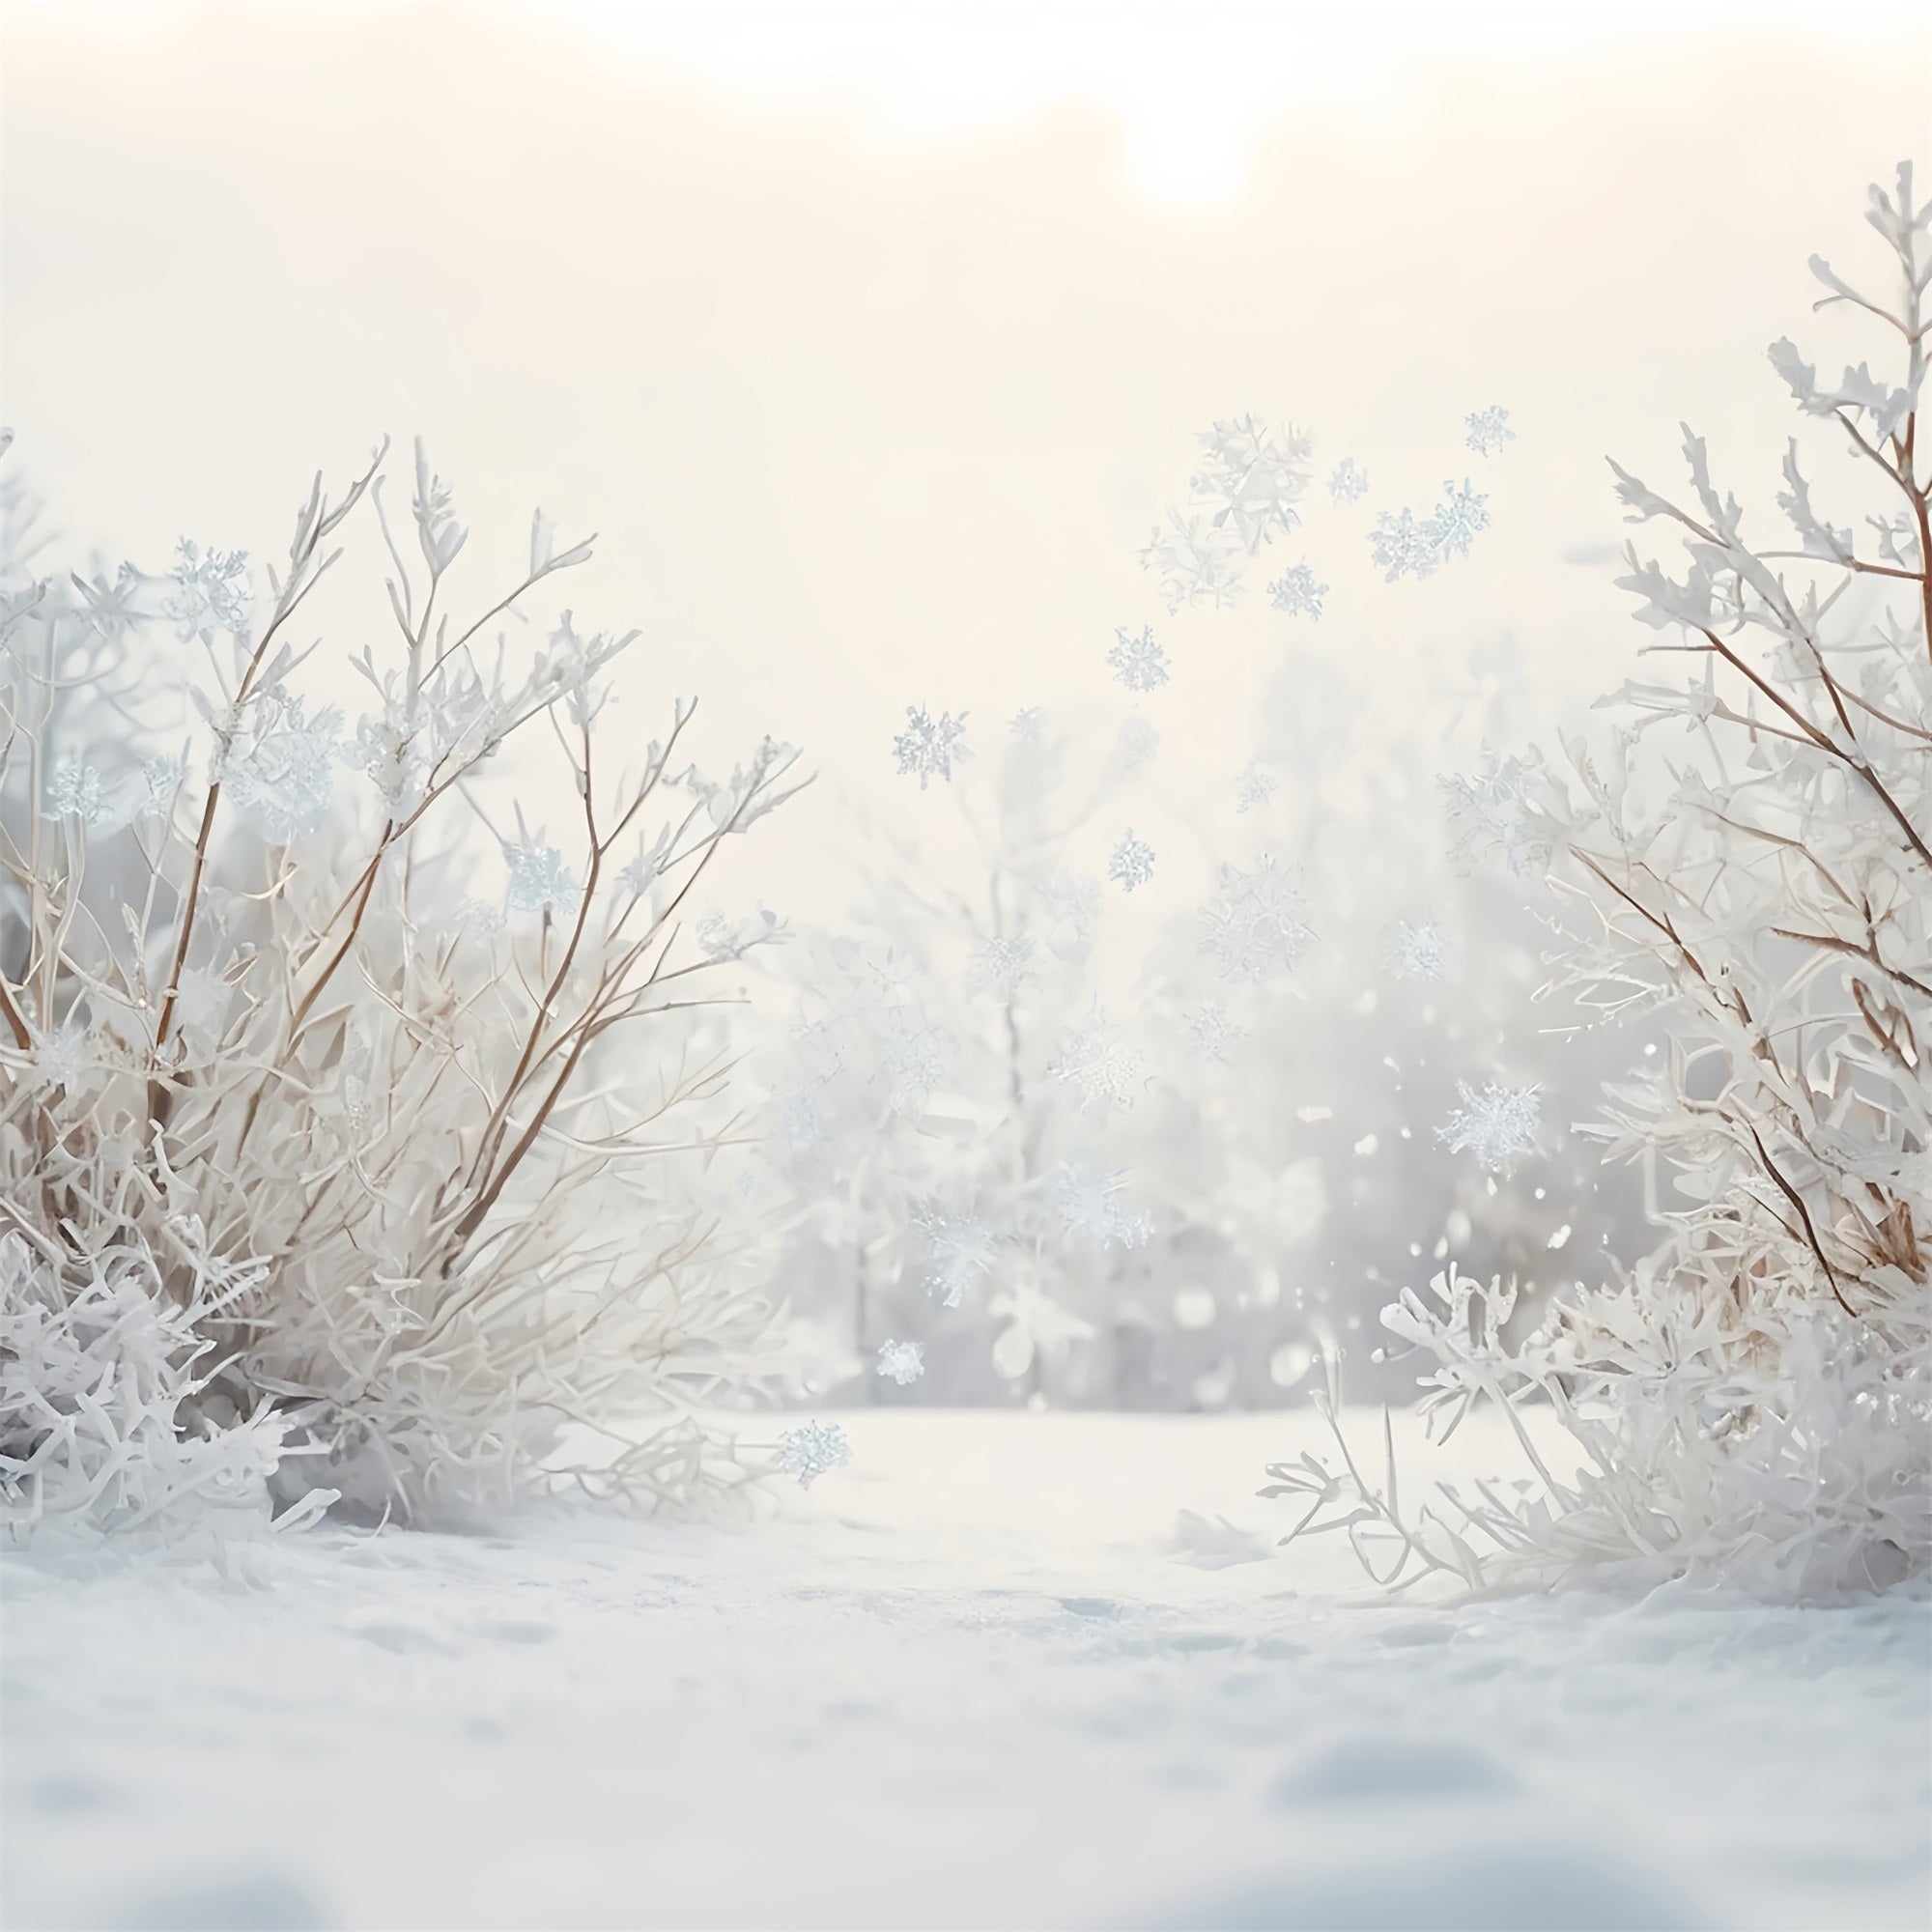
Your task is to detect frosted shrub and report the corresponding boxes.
[1268,168,1931,1599]
[0,440,804,1533]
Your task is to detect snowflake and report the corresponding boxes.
[1234,762,1278,814]
[1117,716,1160,770]
[1197,857,1312,983]
[1141,508,1247,612]
[875,1339,925,1386]
[46,765,107,826]
[1368,508,1442,583]
[1266,561,1327,621]
[1051,1006,1146,1113]
[220,696,340,842]
[1009,706,1044,742]
[1107,625,1170,693]
[504,837,582,918]
[1464,406,1516,457]
[894,705,971,788]
[1427,479,1491,560]
[968,931,1039,998]
[1327,457,1370,505]
[1437,1080,1542,1174]
[1184,1000,1245,1064]
[1052,1159,1151,1248]
[778,1086,830,1151]
[1440,751,1550,877]
[28,1019,90,1094]
[1190,414,1312,554]
[882,1021,944,1112]
[912,1203,1000,1307]
[1108,829,1155,892]
[1385,920,1448,981]
[776,1420,851,1489]
[141,753,188,809]
[172,963,232,1032]
[164,537,251,642]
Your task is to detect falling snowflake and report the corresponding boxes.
[1184,1001,1245,1064]
[1108,830,1155,892]
[778,1086,830,1151]
[1464,406,1515,457]
[1141,509,1247,612]
[1009,706,1045,742]
[875,1339,926,1386]
[1117,716,1160,770]
[1234,763,1279,814]
[912,1203,1000,1307]
[1051,1007,1146,1113]
[1427,479,1491,560]
[1190,414,1312,554]
[1368,508,1443,583]
[504,837,582,918]
[1197,858,1313,983]
[1266,561,1327,621]
[968,931,1039,998]
[894,705,971,788]
[776,1420,851,1489]
[219,696,341,843]
[1385,920,1448,981]
[1052,1160,1151,1249]
[1327,457,1370,505]
[164,537,252,642]
[1107,625,1170,693]
[1440,751,1550,877]
[46,765,107,826]
[882,1022,945,1113]
[1437,1080,1542,1173]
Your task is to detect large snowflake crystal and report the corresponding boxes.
[1190,414,1312,554]
[1427,479,1491,560]
[1464,406,1516,457]
[1051,1007,1146,1114]
[1436,1080,1542,1174]
[912,1202,1000,1307]
[1141,509,1246,612]
[1108,829,1155,892]
[894,705,971,788]
[1266,561,1327,621]
[1053,1159,1151,1249]
[1368,508,1443,583]
[220,695,341,843]
[504,837,583,918]
[968,931,1039,998]
[1385,919,1448,981]
[1327,457,1370,505]
[776,1420,851,1489]
[1107,625,1170,693]
[165,537,252,642]
[1197,857,1312,983]
[1184,1000,1245,1064]
[1440,752,1551,877]
[1234,762,1278,814]
[875,1339,925,1386]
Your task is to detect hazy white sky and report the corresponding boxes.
[3,2,1927,904]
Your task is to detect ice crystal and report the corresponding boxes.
[1117,716,1160,771]
[776,1420,851,1489]
[1108,829,1155,892]
[28,1019,90,1094]
[1368,508,1443,583]
[779,1087,830,1151]
[1436,1080,1542,1173]
[882,1021,944,1113]
[164,537,251,642]
[1427,479,1491,560]
[968,931,1039,998]
[875,1339,925,1386]
[1051,1007,1146,1113]
[220,696,340,842]
[1197,857,1312,983]
[1234,762,1279,814]
[1053,1159,1151,1248]
[1266,561,1327,621]
[1184,1000,1245,1064]
[894,705,971,788]
[1327,457,1370,505]
[1141,510,1246,612]
[1009,706,1044,741]
[46,765,107,826]
[1190,414,1312,554]
[504,837,582,918]
[1440,751,1550,877]
[1464,406,1516,456]
[1106,625,1170,693]
[1386,920,1448,981]
[912,1203,1000,1307]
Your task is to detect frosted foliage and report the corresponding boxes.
[1142,414,1311,610]
[894,705,970,788]
[1197,857,1312,982]
[776,1421,850,1489]
[1106,625,1169,693]
[1,439,802,1533]
[1436,1081,1542,1174]
[1108,829,1155,892]
[1440,750,1552,877]
[874,1339,925,1386]
[1274,170,1932,1601]
[1464,405,1516,456]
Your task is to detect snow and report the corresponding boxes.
[4,1410,1926,1931]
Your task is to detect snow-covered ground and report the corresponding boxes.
[4,1410,1926,1931]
